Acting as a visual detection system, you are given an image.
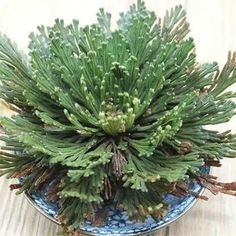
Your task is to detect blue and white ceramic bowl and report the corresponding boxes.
[25,166,209,236]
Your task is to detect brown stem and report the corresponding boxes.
[9,184,22,190]
[104,177,112,200]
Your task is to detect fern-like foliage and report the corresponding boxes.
[1,0,236,231]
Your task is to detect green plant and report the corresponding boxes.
[1,0,236,234]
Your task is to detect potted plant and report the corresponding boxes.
[1,1,236,235]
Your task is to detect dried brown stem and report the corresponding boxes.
[196,173,236,196]
[9,183,22,190]
[177,141,192,155]
[86,209,108,227]
[112,143,124,178]
[204,159,222,167]
[11,163,37,178]
[46,184,60,202]
[104,177,112,200]
[172,182,208,200]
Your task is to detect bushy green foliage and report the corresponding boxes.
[1,0,236,231]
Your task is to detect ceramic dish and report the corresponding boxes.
[25,166,209,236]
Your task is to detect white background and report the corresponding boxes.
[0,1,236,236]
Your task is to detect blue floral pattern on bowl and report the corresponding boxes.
[25,166,209,235]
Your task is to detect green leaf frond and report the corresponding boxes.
[0,0,236,230]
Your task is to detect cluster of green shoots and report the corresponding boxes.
[1,0,236,233]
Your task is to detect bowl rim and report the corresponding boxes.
[25,185,206,236]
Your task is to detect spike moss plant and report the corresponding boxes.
[1,0,236,234]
